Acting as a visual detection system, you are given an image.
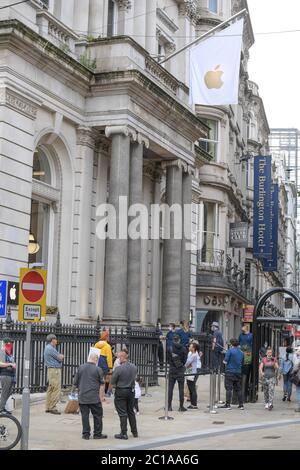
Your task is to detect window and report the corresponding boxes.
[33,148,52,185]
[199,202,219,263]
[199,119,219,161]
[209,0,218,13]
[29,200,50,267]
[107,0,116,37]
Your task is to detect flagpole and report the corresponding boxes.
[159,8,248,65]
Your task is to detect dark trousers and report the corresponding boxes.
[212,351,223,372]
[134,398,139,412]
[0,376,14,411]
[158,342,164,370]
[225,373,243,406]
[79,403,103,437]
[187,379,197,406]
[168,372,184,408]
[241,364,252,403]
[114,388,137,435]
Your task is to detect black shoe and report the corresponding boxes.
[178,407,188,412]
[282,396,287,402]
[238,405,244,410]
[132,433,138,438]
[287,397,291,402]
[82,435,90,440]
[49,409,61,415]
[115,433,128,440]
[187,405,198,409]
[94,434,108,439]
[220,404,232,410]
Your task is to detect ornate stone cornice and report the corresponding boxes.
[156,7,179,33]
[105,125,137,142]
[0,87,39,120]
[115,0,132,11]
[76,126,97,148]
[161,159,188,172]
[137,133,150,148]
[178,1,198,24]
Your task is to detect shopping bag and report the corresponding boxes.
[64,393,79,414]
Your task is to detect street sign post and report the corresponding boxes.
[18,268,47,450]
[0,280,8,318]
[18,268,47,322]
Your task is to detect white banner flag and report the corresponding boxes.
[189,19,244,106]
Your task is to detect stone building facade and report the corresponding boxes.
[0,0,296,331]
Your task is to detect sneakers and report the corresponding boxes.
[49,409,61,415]
[115,433,128,440]
[238,405,245,410]
[282,395,287,402]
[187,405,198,409]
[268,403,273,411]
[265,404,269,409]
[178,406,188,412]
[220,404,232,410]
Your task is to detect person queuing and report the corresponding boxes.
[221,338,244,410]
[239,325,253,403]
[111,350,138,440]
[168,335,188,412]
[290,347,300,412]
[44,334,64,415]
[177,321,192,350]
[279,347,293,402]
[0,338,16,414]
[185,342,200,409]
[166,323,176,351]
[73,352,107,440]
[211,322,224,372]
[95,331,113,397]
[259,347,279,411]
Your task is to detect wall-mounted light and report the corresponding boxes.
[28,233,40,255]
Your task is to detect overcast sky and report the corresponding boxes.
[247,0,300,130]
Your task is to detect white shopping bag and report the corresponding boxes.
[87,347,101,362]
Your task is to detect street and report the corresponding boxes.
[12,375,300,450]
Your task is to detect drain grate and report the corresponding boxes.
[262,436,282,439]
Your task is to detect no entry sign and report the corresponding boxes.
[21,271,45,303]
[18,268,47,322]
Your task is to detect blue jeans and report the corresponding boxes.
[296,386,300,406]
[283,375,292,397]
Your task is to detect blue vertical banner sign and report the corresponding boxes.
[262,184,279,272]
[253,155,272,258]
[0,280,8,318]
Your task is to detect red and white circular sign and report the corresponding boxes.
[21,271,45,303]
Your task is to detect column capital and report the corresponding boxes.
[76,126,98,148]
[115,0,132,11]
[105,125,137,142]
[178,1,198,24]
[137,133,150,149]
[161,159,188,172]
[143,163,163,182]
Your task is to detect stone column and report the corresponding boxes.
[146,0,157,55]
[133,0,147,49]
[181,166,193,322]
[89,0,105,36]
[116,0,133,36]
[73,127,96,319]
[127,134,149,323]
[150,166,163,325]
[161,160,184,326]
[103,126,136,322]
[73,0,89,35]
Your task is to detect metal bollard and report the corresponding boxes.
[217,370,225,404]
[209,372,217,414]
[144,375,152,398]
[158,347,174,421]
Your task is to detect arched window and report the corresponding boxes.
[33,148,52,185]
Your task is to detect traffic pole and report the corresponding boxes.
[21,322,31,450]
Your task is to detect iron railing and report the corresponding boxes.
[0,313,213,393]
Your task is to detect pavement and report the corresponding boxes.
[10,375,300,450]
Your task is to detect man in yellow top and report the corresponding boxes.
[95,331,113,396]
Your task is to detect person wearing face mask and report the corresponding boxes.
[0,338,16,414]
[259,347,279,410]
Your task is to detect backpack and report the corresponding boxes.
[98,355,109,374]
[282,359,293,376]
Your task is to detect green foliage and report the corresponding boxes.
[79,51,97,71]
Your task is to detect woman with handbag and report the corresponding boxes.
[290,347,300,412]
